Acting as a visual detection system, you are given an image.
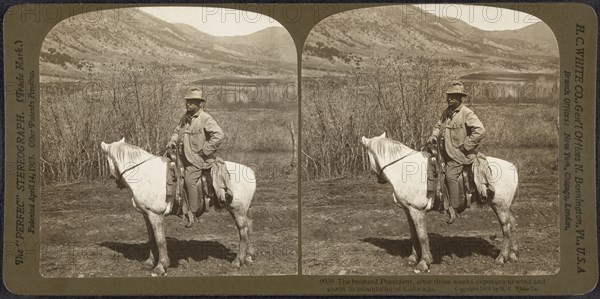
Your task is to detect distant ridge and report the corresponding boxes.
[302,5,558,76]
[40,8,296,82]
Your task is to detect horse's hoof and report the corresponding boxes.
[245,256,254,266]
[406,255,418,266]
[495,255,506,265]
[142,258,156,269]
[508,252,518,263]
[151,265,167,277]
[247,249,256,259]
[232,258,242,267]
[415,261,430,273]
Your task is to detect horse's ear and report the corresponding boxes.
[100,141,108,152]
[380,132,387,139]
[360,136,368,147]
[118,137,125,143]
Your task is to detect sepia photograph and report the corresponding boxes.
[301,4,559,275]
[39,6,298,277]
[2,1,599,296]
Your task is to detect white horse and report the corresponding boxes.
[100,138,256,276]
[360,132,519,273]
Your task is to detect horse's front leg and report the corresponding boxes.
[408,206,432,273]
[147,212,170,276]
[142,213,157,269]
[403,208,419,266]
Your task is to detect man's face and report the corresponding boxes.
[446,94,463,109]
[186,99,203,113]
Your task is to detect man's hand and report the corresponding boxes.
[167,141,177,149]
[427,136,437,144]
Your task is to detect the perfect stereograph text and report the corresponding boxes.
[7,40,39,266]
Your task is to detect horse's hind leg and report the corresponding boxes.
[147,212,170,276]
[229,209,251,267]
[403,208,419,266]
[508,212,519,262]
[142,213,157,268]
[490,203,514,264]
[246,217,255,260]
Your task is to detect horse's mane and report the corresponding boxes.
[369,137,414,162]
[107,142,155,165]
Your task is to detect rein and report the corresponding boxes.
[377,151,420,182]
[116,156,159,186]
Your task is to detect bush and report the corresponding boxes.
[301,54,558,181]
[302,55,452,180]
[41,61,297,185]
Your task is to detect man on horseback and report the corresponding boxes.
[167,88,224,227]
[427,81,485,224]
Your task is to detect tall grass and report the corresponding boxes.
[301,55,559,181]
[41,61,296,185]
[214,109,296,152]
[474,103,558,149]
[302,55,451,180]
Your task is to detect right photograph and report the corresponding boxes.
[301,4,559,275]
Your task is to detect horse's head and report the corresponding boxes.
[360,132,388,184]
[100,138,128,188]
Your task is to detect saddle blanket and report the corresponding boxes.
[211,157,234,205]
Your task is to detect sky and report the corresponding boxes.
[415,4,541,31]
[139,5,541,36]
[139,7,282,37]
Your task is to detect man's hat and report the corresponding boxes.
[183,88,206,101]
[446,81,468,97]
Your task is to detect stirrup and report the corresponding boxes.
[204,197,211,213]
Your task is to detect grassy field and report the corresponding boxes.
[211,105,297,153]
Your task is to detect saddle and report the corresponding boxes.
[164,150,233,220]
[163,149,185,217]
[191,159,234,213]
[424,143,478,215]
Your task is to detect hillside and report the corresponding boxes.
[302,6,559,77]
[40,8,296,82]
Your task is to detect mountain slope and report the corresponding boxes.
[485,22,558,49]
[40,8,296,82]
[302,5,558,76]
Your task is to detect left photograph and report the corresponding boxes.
[39,6,298,277]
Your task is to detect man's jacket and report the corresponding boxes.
[431,104,485,165]
[170,109,224,169]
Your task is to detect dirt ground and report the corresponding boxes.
[40,179,298,277]
[302,172,560,275]
[40,168,559,277]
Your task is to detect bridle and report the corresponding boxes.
[376,151,420,183]
[114,156,159,188]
